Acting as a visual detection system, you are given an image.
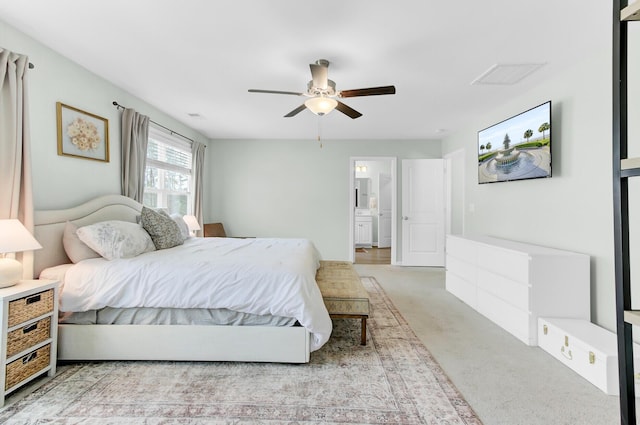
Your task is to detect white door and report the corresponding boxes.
[401,159,445,266]
[377,173,392,248]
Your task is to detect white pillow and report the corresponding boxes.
[170,214,190,241]
[76,220,155,260]
[63,221,101,263]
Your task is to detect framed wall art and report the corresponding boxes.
[56,102,109,162]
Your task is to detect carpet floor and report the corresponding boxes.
[0,277,482,424]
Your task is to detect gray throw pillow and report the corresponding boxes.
[141,206,185,250]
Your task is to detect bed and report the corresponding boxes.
[33,194,332,363]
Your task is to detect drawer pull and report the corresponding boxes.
[543,324,548,335]
[22,323,38,334]
[561,346,573,360]
[589,351,596,364]
[26,294,41,305]
[22,351,37,365]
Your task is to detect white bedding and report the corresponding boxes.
[54,237,332,351]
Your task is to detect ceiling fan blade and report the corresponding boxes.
[284,104,307,117]
[339,85,396,98]
[335,101,362,119]
[248,89,304,96]
[310,63,328,90]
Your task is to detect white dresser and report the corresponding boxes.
[445,235,590,346]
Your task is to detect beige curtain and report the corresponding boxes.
[0,48,34,278]
[121,108,149,202]
[192,141,206,236]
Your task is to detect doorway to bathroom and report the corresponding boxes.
[349,157,396,265]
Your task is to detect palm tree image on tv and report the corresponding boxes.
[478,102,552,184]
[524,129,533,142]
[539,122,550,139]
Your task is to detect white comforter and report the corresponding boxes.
[59,237,332,351]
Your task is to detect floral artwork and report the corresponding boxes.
[57,102,109,162]
[67,117,101,151]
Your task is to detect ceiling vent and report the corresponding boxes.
[471,63,545,85]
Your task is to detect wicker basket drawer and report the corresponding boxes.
[8,289,54,328]
[6,317,51,359]
[5,344,50,390]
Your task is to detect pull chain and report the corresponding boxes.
[317,116,323,148]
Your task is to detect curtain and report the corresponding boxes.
[0,48,34,278]
[121,108,149,202]
[191,141,206,236]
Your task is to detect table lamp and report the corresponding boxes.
[0,219,42,288]
[183,215,201,236]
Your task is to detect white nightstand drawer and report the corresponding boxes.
[6,316,51,359]
[8,289,54,327]
[5,344,51,391]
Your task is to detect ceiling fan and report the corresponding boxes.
[248,59,396,119]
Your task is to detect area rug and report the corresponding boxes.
[0,277,482,424]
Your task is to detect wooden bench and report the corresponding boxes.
[315,260,370,345]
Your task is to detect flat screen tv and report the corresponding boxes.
[478,101,551,184]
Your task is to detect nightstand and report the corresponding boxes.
[0,279,59,407]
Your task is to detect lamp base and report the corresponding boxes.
[0,258,22,288]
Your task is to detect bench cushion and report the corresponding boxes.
[316,261,369,316]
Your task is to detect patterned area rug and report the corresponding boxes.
[0,277,482,424]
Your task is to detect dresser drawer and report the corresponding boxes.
[446,255,476,283]
[477,269,529,311]
[6,317,51,359]
[446,236,477,262]
[8,289,54,327]
[477,289,530,344]
[5,344,51,390]
[477,245,529,283]
[445,271,477,309]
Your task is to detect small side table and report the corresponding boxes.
[0,279,59,407]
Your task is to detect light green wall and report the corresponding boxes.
[205,139,440,260]
[6,10,639,333]
[441,21,636,332]
[0,19,207,210]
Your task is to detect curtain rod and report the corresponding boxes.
[112,101,198,145]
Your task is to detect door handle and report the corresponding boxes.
[403,216,409,220]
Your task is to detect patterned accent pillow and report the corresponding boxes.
[76,220,156,260]
[141,207,185,249]
[63,221,101,263]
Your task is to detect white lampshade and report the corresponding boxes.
[0,219,42,288]
[304,96,338,116]
[183,215,201,232]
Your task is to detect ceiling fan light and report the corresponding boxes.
[304,97,337,116]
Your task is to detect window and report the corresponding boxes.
[143,126,193,215]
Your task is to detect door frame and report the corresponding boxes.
[348,157,397,264]
[443,148,466,236]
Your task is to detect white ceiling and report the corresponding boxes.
[0,0,608,140]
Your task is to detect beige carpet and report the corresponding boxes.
[0,277,481,424]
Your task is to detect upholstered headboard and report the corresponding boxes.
[33,194,142,277]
